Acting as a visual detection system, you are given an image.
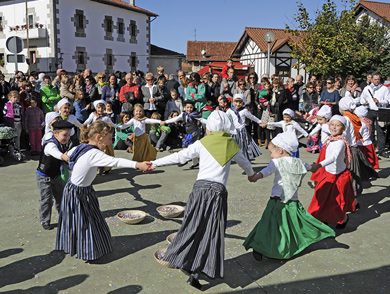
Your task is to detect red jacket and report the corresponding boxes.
[119,84,139,103]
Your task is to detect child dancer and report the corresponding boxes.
[84,100,117,174]
[37,120,73,230]
[243,132,335,260]
[151,111,255,290]
[42,112,61,143]
[57,98,83,146]
[308,115,356,228]
[114,111,134,152]
[309,105,332,186]
[226,93,262,160]
[354,106,379,169]
[119,104,161,161]
[56,121,150,260]
[338,97,377,195]
[24,97,44,156]
[261,108,309,157]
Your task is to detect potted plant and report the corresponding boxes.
[35,23,39,28]
[29,24,33,29]
[15,25,20,30]
[0,60,5,67]
[39,24,43,28]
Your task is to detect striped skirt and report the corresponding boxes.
[55,182,113,260]
[163,180,228,279]
[232,127,262,161]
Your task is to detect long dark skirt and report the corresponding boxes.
[349,147,378,195]
[163,180,228,279]
[55,182,113,260]
[232,127,262,161]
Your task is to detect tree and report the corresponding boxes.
[286,0,390,80]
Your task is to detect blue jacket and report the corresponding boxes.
[74,100,88,122]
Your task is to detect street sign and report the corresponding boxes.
[6,36,24,53]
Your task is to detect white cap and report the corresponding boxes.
[316,105,332,119]
[271,132,299,155]
[282,108,295,118]
[57,98,70,111]
[206,110,236,134]
[339,97,356,111]
[354,106,368,118]
[233,93,246,105]
[44,112,61,133]
[93,100,106,109]
[330,115,347,127]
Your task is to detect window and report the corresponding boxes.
[118,22,124,35]
[131,56,136,68]
[130,23,136,36]
[106,19,113,33]
[77,14,84,29]
[107,54,113,66]
[77,51,85,65]
[28,15,34,26]
[30,51,36,64]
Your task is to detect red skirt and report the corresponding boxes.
[308,169,355,224]
[358,144,379,169]
[310,145,326,182]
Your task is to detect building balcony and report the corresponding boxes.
[13,27,47,39]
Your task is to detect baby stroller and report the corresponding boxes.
[0,125,26,165]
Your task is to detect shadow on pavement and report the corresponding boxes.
[0,248,23,259]
[2,274,89,293]
[0,250,65,288]
[107,285,143,293]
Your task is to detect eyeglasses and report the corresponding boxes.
[308,87,314,89]
[146,79,153,81]
[326,82,332,84]
[99,77,104,79]
[239,83,245,86]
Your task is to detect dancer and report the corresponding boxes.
[308,105,332,187]
[56,121,150,260]
[226,93,262,160]
[354,106,379,169]
[243,132,335,260]
[119,103,161,161]
[261,108,309,157]
[151,111,255,290]
[308,115,356,228]
[36,120,73,230]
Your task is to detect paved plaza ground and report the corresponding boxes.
[0,147,389,294]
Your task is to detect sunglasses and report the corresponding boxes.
[239,84,245,86]
[308,86,314,89]
[146,78,153,81]
[327,82,332,84]
[249,77,255,79]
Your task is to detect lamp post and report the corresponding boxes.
[58,53,63,69]
[264,31,275,76]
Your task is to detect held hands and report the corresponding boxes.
[136,161,154,172]
[61,152,69,163]
[309,164,322,173]
[248,172,263,183]
[160,121,166,126]
[260,122,267,128]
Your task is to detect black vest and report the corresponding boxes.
[184,119,199,134]
[37,143,62,178]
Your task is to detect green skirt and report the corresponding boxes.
[243,198,335,259]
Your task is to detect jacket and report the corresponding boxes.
[24,106,44,131]
[186,83,207,111]
[141,84,166,111]
[40,85,61,114]
[119,84,139,103]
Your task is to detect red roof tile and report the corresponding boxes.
[232,27,302,55]
[355,0,390,21]
[186,41,239,62]
[91,0,158,17]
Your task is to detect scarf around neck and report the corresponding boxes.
[231,106,245,123]
[323,135,352,166]
[200,131,239,167]
[184,110,201,123]
[343,112,363,141]
[278,157,307,203]
[68,144,99,171]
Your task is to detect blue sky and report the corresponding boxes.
[140,0,354,54]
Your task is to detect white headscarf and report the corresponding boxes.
[330,115,347,127]
[354,106,368,118]
[44,112,61,133]
[57,98,70,111]
[233,93,246,105]
[206,110,236,135]
[316,105,332,119]
[282,108,295,118]
[271,132,298,155]
[93,99,106,109]
[339,97,356,111]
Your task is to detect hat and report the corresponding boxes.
[93,99,106,109]
[330,115,347,127]
[206,110,236,135]
[183,100,195,106]
[259,97,268,103]
[45,112,61,133]
[316,105,332,119]
[271,132,298,155]
[57,98,70,110]
[233,93,246,104]
[282,108,295,118]
[339,97,356,111]
[354,106,368,118]
[52,120,74,130]
[38,73,45,80]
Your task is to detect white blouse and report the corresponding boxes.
[343,116,357,147]
[120,118,161,136]
[226,108,261,130]
[151,140,254,186]
[268,120,308,137]
[260,157,311,201]
[68,147,137,186]
[320,140,347,174]
[358,122,372,146]
[165,112,207,125]
[84,113,117,128]
[310,123,330,144]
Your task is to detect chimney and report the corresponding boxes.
[129,0,135,5]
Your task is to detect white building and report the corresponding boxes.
[231,27,308,81]
[0,0,157,76]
